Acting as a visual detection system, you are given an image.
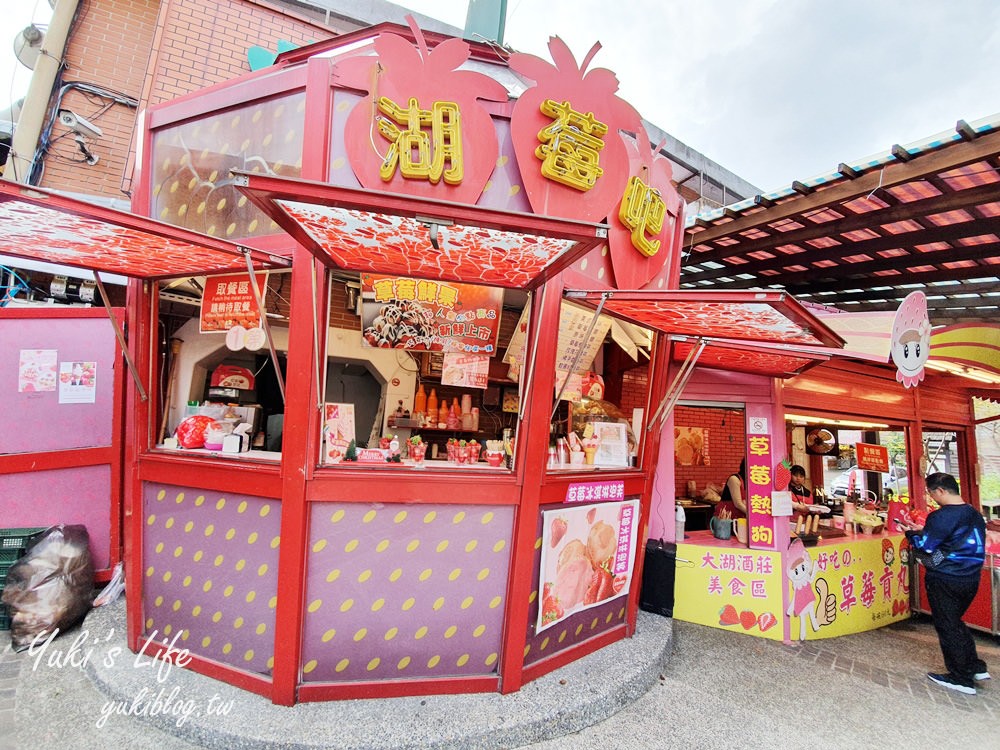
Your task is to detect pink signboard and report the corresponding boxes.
[746,411,777,550]
[565,480,626,503]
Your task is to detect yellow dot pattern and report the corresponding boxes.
[301,503,513,682]
[149,92,305,241]
[142,484,280,676]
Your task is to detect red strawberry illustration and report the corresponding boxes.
[719,604,739,626]
[550,517,568,547]
[757,612,777,632]
[541,594,564,624]
[612,573,627,595]
[583,559,615,605]
[774,459,792,491]
[740,610,757,630]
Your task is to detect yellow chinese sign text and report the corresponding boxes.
[376,97,464,185]
[618,176,666,257]
[535,99,607,191]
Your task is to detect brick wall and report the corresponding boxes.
[39,0,158,196]
[39,0,335,198]
[673,405,745,498]
[619,366,648,415]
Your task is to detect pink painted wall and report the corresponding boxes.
[0,317,117,453]
[1,465,112,569]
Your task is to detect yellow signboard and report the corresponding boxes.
[673,533,911,642]
[673,541,786,641]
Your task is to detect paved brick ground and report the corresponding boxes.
[0,641,22,750]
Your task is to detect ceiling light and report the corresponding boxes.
[785,413,889,429]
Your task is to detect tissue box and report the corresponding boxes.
[222,432,250,453]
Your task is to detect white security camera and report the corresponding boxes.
[58,109,103,139]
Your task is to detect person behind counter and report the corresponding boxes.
[713,458,747,519]
[790,464,813,518]
[900,472,989,695]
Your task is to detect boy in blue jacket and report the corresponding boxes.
[900,472,988,695]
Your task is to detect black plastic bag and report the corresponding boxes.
[1,524,94,651]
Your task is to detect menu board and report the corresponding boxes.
[504,302,612,378]
[441,352,490,389]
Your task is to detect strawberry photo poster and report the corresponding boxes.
[537,499,639,633]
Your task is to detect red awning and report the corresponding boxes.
[232,171,609,290]
[563,289,846,348]
[0,182,290,280]
[670,336,829,378]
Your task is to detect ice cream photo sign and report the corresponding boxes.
[890,291,931,388]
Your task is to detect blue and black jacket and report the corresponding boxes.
[906,503,985,578]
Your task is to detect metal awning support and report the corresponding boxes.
[550,291,608,422]
[93,271,148,402]
[241,247,285,402]
[646,337,707,432]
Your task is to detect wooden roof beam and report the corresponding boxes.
[684,181,999,263]
[687,128,1000,244]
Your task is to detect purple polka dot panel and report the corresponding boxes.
[142,483,281,675]
[300,504,514,682]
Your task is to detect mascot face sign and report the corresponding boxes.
[890,291,931,388]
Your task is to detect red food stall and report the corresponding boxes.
[0,22,844,704]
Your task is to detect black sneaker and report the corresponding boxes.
[973,671,990,681]
[927,672,976,695]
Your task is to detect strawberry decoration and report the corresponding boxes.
[774,459,792,491]
[337,16,508,204]
[508,37,642,223]
[550,517,568,548]
[606,128,684,289]
[757,612,777,632]
[739,610,757,630]
[718,604,739,627]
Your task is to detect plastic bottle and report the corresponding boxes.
[427,388,438,417]
[675,504,686,542]
[447,400,461,429]
[438,401,449,427]
[414,383,427,415]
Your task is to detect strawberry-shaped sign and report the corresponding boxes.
[607,129,685,289]
[509,37,642,223]
[336,17,508,204]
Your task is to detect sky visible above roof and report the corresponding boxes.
[2,0,999,194]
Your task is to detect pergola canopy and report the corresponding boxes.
[232,172,609,290]
[684,116,1000,327]
[0,182,290,280]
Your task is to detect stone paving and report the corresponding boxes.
[0,641,21,750]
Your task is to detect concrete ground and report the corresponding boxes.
[1,599,997,750]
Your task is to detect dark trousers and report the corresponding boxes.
[925,571,986,683]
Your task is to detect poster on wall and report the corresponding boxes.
[537,499,639,632]
[441,352,490,389]
[323,403,356,463]
[18,349,57,392]
[58,361,97,404]
[360,274,502,353]
[200,272,268,333]
[675,427,709,466]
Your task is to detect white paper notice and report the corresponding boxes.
[58,361,97,404]
[771,490,793,517]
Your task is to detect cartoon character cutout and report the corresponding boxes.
[881,538,895,567]
[890,291,931,388]
[786,538,838,641]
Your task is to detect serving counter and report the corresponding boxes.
[673,529,911,641]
